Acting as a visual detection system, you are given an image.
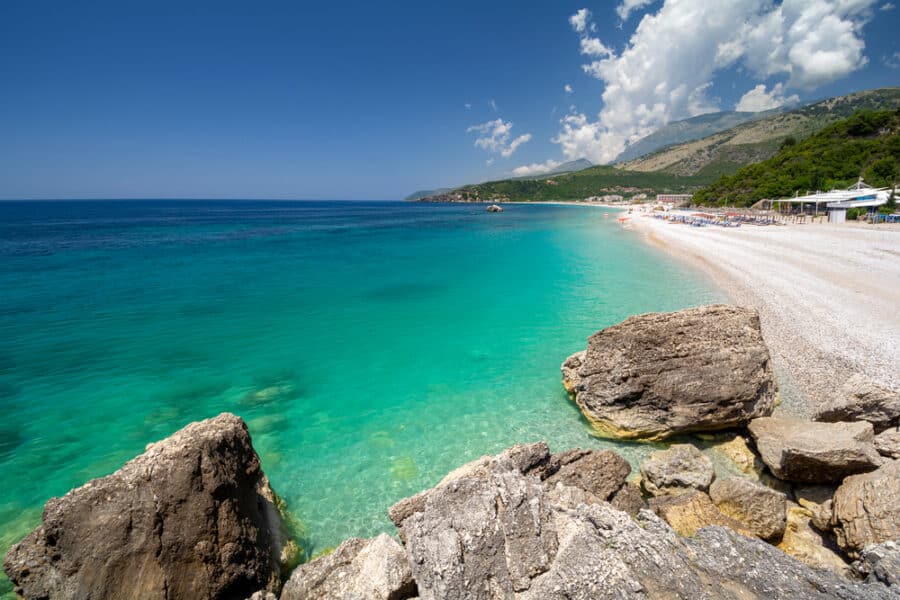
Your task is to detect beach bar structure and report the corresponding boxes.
[772,179,892,223]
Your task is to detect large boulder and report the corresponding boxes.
[280,533,416,600]
[640,444,715,497]
[562,305,777,440]
[3,413,297,600]
[709,476,787,541]
[813,375,900,433]
[748,418,883,482]
[542,448,632,500]
[832,459,900,556]
[390,445,894,599]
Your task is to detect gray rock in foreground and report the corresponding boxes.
[390,444,894,600]
[280,533,416,600]
[874,428,900,459]
[748,417,883,482]
[3,413,296,600]
[856,541,900,587]
[562,305,777,440]
[813,375,900,433]
[640,443,715,496]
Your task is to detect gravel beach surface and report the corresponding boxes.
[629,214,900,417]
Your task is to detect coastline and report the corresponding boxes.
[626,211,900,416]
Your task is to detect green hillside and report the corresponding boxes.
[693,109,900,206]
[619,87,900,177]
[420,165,711,203]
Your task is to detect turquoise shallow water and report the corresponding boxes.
[0,200,722,585]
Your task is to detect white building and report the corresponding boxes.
[774,179,893,223]
[656,194,693,204]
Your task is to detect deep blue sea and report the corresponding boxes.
[0,200,722,587]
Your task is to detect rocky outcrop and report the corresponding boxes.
[390,445,893,599]
[832,459,900,556]
[3,413,297,600]
[639,444,715,496]
[813,375,900,433]
[748,418,883,482]
[649,491,753,538]
[874,429,900,459]
[709,476,787,541]
[543,448,632,500]
[562,305,777,440]
[280,534,416,600]
[486,204,504,212]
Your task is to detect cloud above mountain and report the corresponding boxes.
[556,0,879,164]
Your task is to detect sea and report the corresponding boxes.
[0,200,722,588]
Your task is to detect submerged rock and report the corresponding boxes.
[562,305,777,440]
[832,459,900,556]
[709,476,787,541]
[3,413,297,600]
[813,375,900,433]
[640,444,715,496]
[280,533,416,600]
[748,417,882,482]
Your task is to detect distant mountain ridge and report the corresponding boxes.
[404,159,592,201]
[618,87,900,178]
[613,107,795,164]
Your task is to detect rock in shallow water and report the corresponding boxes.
[748,417,883,483]
[2,413,297,600]
[562,305,777,440]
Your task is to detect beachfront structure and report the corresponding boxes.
[656,193,693,204]
[773,179,893,223]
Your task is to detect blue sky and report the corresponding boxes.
[0,0,898,200]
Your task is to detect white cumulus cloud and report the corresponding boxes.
[735,82,800,112]
[565,84,574,93]
[557,0,878,164]
[617,0,655,20]
[467,118,532,158]
[511,160,563,177]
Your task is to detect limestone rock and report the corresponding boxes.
[609,481,646,515]
[748,417,882,482]
[562,305,777,440]
[778,505,852,577]
[640,444,715,496]
[813,375,900,433]
[709,476,787,541]
[649,491,754,538]
[832,459,900,556]
[855,541,900,587]
[486,204,504,212]
[280,533,416,600]
[3,413,295,600]
[874,428,900,459]
[390,445,896,599]
[542,448,631,501]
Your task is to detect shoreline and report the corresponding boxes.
[625,210,900,417]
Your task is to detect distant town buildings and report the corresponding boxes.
[656,194,693,204]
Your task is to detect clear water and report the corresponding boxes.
[0,200,722,586]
